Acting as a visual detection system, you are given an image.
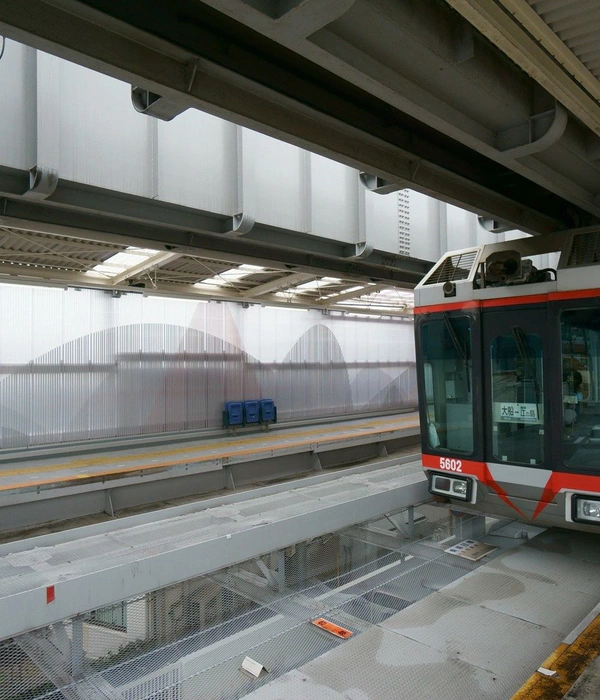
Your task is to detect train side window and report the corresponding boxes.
[490,331,544,465]
[561,309,600,470]
[420,316,473,454]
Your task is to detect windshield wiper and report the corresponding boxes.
[511,326,541,400]
[443,314,468,367]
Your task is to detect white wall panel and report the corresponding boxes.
[446,203,479,250]
[157,112,238,214]
[59,63,152,196]
[0,284,415,447]
[243,130,305,230]
[310,155,359,242]
[407,191,443,261]
[365,187,398,251]
[0,40,34,169]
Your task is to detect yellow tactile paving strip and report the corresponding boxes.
[0,414,419,493]
[511,612,600,699]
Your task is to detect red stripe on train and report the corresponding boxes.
[421,454,527,518]
[423,454,600,521]
[414,287,600,315]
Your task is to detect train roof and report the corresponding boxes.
[414,227,600,310]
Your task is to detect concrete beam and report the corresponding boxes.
[447,0,600,138]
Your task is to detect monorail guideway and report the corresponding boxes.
[414,228,600,532]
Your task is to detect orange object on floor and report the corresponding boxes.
[311,618,353,639]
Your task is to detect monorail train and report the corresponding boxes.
[414,227,600,532]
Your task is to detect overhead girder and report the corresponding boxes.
[445,0,600,137]
[0,0,598,236]
[0,167,431,286]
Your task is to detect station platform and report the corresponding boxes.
[3,457,600,699]
[245,527,600,700]
[0,412,420,534]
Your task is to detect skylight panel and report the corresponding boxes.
[290,277,341,292]
[88,247,158,277]
[194,264,265,288]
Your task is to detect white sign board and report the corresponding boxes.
[241,656,265,678]
[496,402,539,423]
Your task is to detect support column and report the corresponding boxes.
[296,541,308,586]
[277,550,286,594]
[71,617,84,680]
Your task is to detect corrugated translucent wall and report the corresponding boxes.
[0,285,416,447]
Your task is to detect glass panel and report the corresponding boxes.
[562,309,600,470]
[491,330,544,464]
[420,316,473,453]
[88,602,127,630]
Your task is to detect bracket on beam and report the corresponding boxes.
[344,240,374,259]
[478,216,514,234]
[359,172,403,195]
[256,559,279,589]
[222,212,255,236]
[497,103,568,160]
[246,0,355,35]
[23,167,58,201]
[452,19,475,65]
[385,508,415,540]
[131,86,189,121]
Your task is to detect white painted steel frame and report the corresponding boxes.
[0,459,428,640]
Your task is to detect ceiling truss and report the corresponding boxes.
[0,227,414,316]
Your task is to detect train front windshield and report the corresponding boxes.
[420,316,473,454]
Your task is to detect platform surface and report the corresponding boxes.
[243,528,600,700]
[0,412,418,494]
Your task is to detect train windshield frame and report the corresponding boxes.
[419,314,474,455]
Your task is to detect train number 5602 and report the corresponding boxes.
[439,458,462,472]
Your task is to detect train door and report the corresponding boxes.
[482,307,549,469]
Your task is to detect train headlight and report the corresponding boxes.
[571,495,600,524]
[428,472,473,502]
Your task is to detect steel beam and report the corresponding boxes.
[0,174,431,286]
[243,272,315,297]
[317,283,388,304]
[0,0,590,234]
[0,460,427,640]
[108,251,182,285]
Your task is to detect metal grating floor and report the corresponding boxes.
[245,529,600,700]
[0,460,428,640]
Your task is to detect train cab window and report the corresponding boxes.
[561,309,600,470]
[420,316,473,454]
[490,331,544,465]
